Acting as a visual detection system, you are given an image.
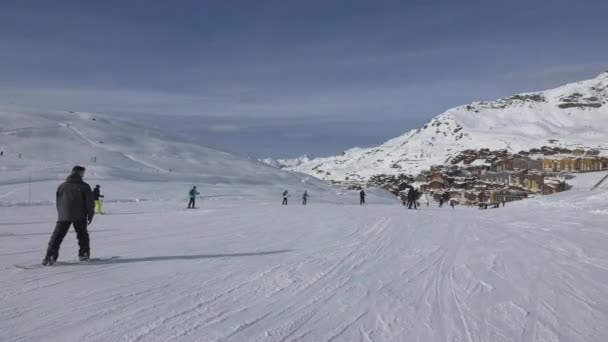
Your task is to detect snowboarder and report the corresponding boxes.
[282,190,289,205]
[93,184,104,214]
[302,191,309,205]
[359,189,366,205]
[188,186,199,208]
[42,166,95,265]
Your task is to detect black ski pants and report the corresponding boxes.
[47,220,90,258]
[188,198,196,208]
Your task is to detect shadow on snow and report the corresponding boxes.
[70,250,295,266]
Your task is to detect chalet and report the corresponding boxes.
[492,158,514,171]
[542,179,566,195]
[523,172,544,192]
[422,180,445,191]
[481,170,524,186]
[512,157,543,170]
[429,171,445,183]
[543,155,606,172]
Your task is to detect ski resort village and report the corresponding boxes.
[336,147,608,208]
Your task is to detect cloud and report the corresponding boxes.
[207,124,242,132]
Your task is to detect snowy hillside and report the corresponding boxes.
[291,71,608,182]
[260,155,311,170]
[0,106,346,205]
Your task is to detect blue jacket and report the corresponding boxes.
[189,188,200,199]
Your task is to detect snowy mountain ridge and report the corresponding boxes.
[288,71,608,182]
[259,155,311,169]
[0,106,336,202]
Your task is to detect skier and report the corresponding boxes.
[188,186,199,209]
[359,189,366,205]
[400,193,407,206]
[93,184,104,214]
[42,166,95,265]
[302,191,309,205]
[408,188,418,209]
[450,199,455,209]
[282,190,289,205]
[439,197,444,208]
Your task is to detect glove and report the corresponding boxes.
[88,215,94,225]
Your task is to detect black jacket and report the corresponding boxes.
[56,174,95,222]
[93,188,104,200]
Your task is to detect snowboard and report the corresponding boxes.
[15,256,121,270]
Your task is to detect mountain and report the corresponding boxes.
[288,71,608,182]
[0,106,335,202]
[259,155,311,169]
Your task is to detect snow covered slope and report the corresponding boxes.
[0,106,341,203]
[291,71,608,181]
[259,155,311,169]
[2,185,608,341]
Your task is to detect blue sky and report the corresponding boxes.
[1,0,607,158]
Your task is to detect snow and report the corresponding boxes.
[289,72,608,181]
[2,105,608,341]
[259,155,311,170]
[2,185,608,341]
[567,171,608,190]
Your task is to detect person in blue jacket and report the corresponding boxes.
[188,186,200,209]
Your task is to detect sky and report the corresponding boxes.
[1,0,607,158]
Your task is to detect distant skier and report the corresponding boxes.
[93,185,104,214]
[400,193,407,206]
[42,166,95,265]
[408,188,418,209]
[439,198,444,208]
[359,189,366,205]
[188,186,199,209]
[282,190,290,205]
[302,191,309,205]
[450,199,455,209]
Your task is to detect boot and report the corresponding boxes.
[42,252,57,266]
[79,251,90,262]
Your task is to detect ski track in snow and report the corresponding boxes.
[1,190,608,341]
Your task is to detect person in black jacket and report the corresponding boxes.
[93,184,104,214]
[42,166,95,265]
[359,189,366,205]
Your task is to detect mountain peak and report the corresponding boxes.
[286,73,608,182]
